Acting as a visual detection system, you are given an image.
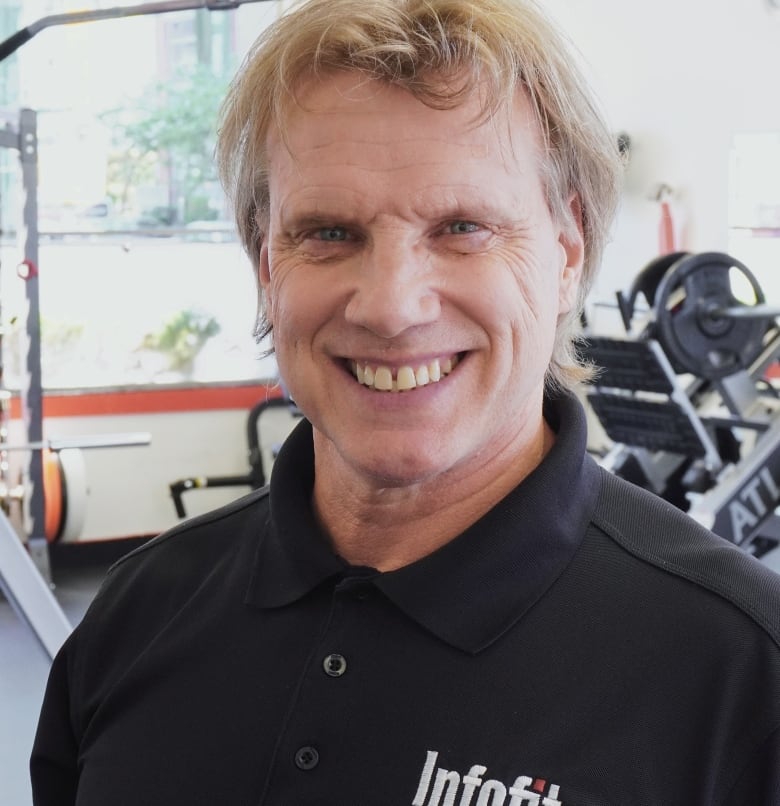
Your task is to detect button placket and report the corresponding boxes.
[270,582,371,795]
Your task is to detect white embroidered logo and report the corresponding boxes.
[412,750,563,806]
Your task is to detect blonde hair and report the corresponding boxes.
[216,0,623,391]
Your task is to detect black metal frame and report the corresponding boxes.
[169,396,300,518]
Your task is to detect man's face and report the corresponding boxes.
[261,72,583,488]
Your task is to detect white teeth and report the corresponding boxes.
[352,355,459,392]
[396,366,416,391]
[414,365,430,386]
[373,366,393,391]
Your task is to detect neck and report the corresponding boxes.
[311,419,555,572]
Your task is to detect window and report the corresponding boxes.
[0,1,282,390]
[728,132,780,303]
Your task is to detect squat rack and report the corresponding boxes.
[0,0,273,660]
[0,106,69,659]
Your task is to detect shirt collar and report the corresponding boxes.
[245,393,602,654]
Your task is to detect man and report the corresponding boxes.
[31,0,780,803]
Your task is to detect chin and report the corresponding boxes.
[318,424,462,487]
[353,449,454,488]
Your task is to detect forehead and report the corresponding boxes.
[268,70,541,169]
[264,73,546,232]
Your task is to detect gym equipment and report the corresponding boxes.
[0,105,153,658]
[0,0,274,63]
[0,432,151,658]
[0,435,151,659]
[584,251,780,559]
[169,396,300,518]
[0,105,66,659]
[653,252,769,380]
[0,509,71,659]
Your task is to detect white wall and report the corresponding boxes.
[540,0,780,304]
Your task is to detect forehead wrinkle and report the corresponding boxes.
[291,133,491,167]
[268,89,543,191]
[274,134,536,217]
[274,147,506,218]
[268,81,545,227]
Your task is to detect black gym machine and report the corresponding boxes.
[584,251,780,561]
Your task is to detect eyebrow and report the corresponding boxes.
[278,211,360,233]
[276,185,526,232]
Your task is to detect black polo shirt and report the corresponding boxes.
[31,395,780,805]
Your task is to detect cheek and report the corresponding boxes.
[266,278,301,349]
[483,250,561,323]
[456,261,556,366]
[497,259,565,357]
[265,260,339,351]
[263,251,303,325]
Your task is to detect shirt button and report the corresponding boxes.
[322,653,347,677]
[294,746,320,770]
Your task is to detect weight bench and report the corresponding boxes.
[585,337,723,465]
[583,336,726,502]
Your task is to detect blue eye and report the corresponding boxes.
[317,227,348,241]
[448,221,480,234]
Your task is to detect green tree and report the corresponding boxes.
[141,309,221,376]
[104,139,157,216]
[105,63,229,223]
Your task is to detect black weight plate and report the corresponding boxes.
[654,252,767,380]
[616,251,690,331]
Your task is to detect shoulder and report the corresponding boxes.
[77,487,271,640]
[56,487,271,740]
[109,486,269,577]
[592,467,780,646]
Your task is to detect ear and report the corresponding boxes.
[258,241,272,312]
[557,193,585,316]
[257,241,271,298]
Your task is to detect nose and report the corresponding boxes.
[344,238,441,338]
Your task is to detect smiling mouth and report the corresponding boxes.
[349,355,460,392]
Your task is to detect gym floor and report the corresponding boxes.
[0,540,144,806]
